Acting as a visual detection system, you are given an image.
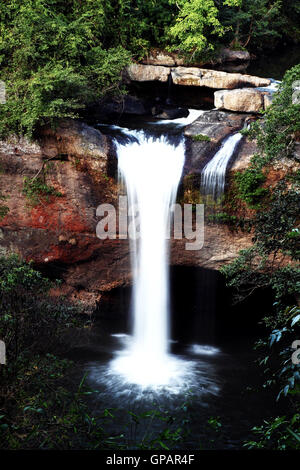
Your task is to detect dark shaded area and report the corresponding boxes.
[170,266,273,350]
[96,287,132,335]
[95,265,274,351]
[247,44,300,80]
[128,81,215,110]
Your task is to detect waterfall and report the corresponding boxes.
[201,132,243,200]
[111,130,186,387]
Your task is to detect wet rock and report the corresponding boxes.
[184,110,249,174]
[154,107,189,120]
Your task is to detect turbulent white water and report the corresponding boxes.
[201,132,243,200]
[153,109,205,126]
[112,130,188,387]
[256,78,280,93]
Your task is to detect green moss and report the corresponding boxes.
[23,176,62,206]
[191,134,211,142]
[207,212,238,225]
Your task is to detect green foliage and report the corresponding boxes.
[244,304,300,450]
[207,211,237,225]
[235,65,300,210]
[222,64,300,450]
[0,0,130,137]
[0,192,9,219]
[23,176,62,206]
[245,415,300,450]
[221,0,284,49]
[246,64,300,167]
[235,168,268,208]
[252,182,300,261]
[0,254,85,371]
[167,0,226,59]
[0,355,117,450]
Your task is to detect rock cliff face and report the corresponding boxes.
[0,116,255,310]
[1,111,295,311]
[0,120,117,269]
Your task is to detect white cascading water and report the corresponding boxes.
[201,80,280,201]
[201,132,243,200]
[110,130,188,387]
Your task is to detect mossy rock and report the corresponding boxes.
[191,134,211,142]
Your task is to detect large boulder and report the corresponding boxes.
[0,119,121,290]
[214,88,266,113]
[126,64,171,82]
[154,107,189,119]
[38,119,109,171]
[141,50,184,66]
[171,67,270,89]
[220,48,251,63]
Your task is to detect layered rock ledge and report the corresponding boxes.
[126,64,270,89]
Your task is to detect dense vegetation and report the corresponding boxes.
[222,65,300,449]
[0,256,197,450]
[0,0,299,137]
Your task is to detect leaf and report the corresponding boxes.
[159,441,169,450]
[287,427,300,443]
[291,314,300,327]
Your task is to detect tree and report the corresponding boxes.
[0,0,130,137]
[166,0,241,60]
[220,0,299,50]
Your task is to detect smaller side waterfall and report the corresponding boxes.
[201,132,243,200]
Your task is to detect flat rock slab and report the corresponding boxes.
[126,64,270,90]
[171,67,270,89]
